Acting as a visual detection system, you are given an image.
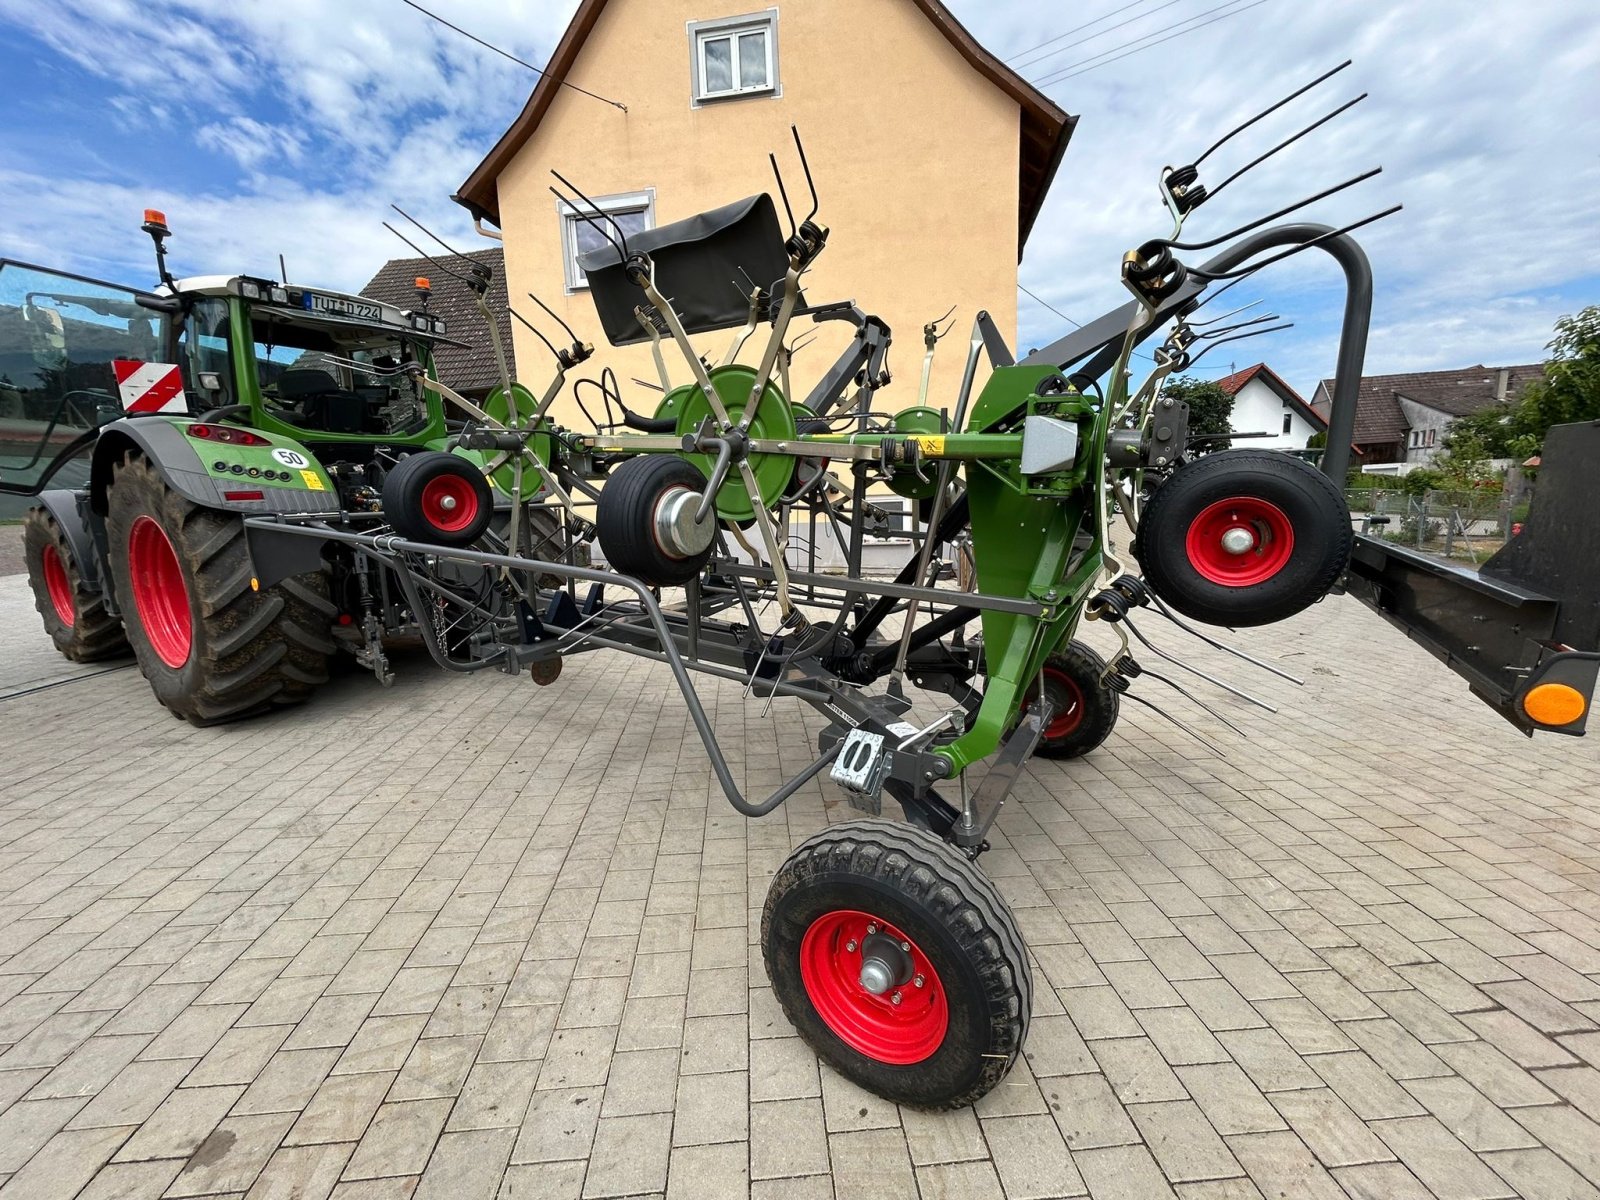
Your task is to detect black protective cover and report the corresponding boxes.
[579,194,791,347]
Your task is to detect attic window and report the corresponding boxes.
[558,190,654,293]
[690,11,779,104]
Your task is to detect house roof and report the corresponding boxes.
[1217,363,1328,430]
[1309,363,1545,448]
[360,248,514,397]
[451,0,1076,260]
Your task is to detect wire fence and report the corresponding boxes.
[1345,487,1533,564]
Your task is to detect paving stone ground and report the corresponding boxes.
[0,566,1598,1199]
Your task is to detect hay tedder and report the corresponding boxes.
[7,66,1596,1108]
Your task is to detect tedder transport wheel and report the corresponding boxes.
[105,450,335,725]
[1135,449,1352,627]
[1034,640,1119,760]
[22,505,129,662]
[596,455,716,587]
[382,451,494,548]
[762,820,1031,1109]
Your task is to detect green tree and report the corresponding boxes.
[1161,375,1233,452]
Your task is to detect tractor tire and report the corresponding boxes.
[1135,450,1351,627]
[22,505,129,662]
[1033,640,1119,760]
[105,449,336,726]
[382,451,494,548]
[596,455,716,587]
[762,819,1031,1110]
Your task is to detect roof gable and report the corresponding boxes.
[361,248,513,396]
[452,0,1074,260]
[1311,363,1545,447]
[1217,362,1326,429]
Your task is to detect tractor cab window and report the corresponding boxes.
[0,260,164,496]
[252,315,430,437]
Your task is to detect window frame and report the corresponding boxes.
[688,9,780,106]
[556,188,655,294]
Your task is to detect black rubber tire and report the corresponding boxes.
[1033,640,1119,760]
[596,455,714,587]
[22,506,129,662]
[1135,450,1351,627]
[762,819,1032,1110]
[382,451,494,548]
[105,449,336,726]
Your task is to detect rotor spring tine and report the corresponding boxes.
[1136,665,1250,737]
[1144,591,1305,684]
[1122,613,1278,712]
[1123,691,1228,758]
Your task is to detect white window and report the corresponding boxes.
[689,10,779,104]
[558,190,654,292]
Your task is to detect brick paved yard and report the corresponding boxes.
[1,568,1599,1199]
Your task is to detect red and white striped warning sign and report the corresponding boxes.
[113,360,187,414]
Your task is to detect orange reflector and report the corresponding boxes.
[144,208,167,226]
[1522,682,1586,727]
[415,276,431,290]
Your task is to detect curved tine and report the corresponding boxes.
[1185,272,1254,315]
[550,171,631,259]
[1122,613,1278,711]
[1122,690,1229,757]
[1190,206,1402,282]
[769,153,797,235]
[1207,93,1369,202]
[791,125,820,222]
[526,292,579,344]
[1186,324,1294,367]
[1164,167,1382,253]
[507,306,561,362]
[1145,591,1305,684]
[391,204,478,268]
[1133,665,1250,736]
[382,222,478,291]
[1193,60,1352,167]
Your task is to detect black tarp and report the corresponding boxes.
[579,194,791,347]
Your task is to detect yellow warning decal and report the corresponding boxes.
[912,435,945,456]
[300,470,325,491]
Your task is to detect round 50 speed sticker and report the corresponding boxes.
[271,448,310,469]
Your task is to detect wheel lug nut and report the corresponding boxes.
[914,974,925,988]
[845,939,857,953]
[900,941,910,952]
[866,923,877,935]
[891,991,902,1005]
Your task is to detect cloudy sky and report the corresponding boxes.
[1,0,1596,399]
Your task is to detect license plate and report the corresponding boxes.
[306,293,381,322]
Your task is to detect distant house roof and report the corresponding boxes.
[361,248,513,397]
[451,0,1076,260]
[1217,363,1328,431]
[1309,363,1544,449]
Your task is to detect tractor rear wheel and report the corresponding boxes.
[105,449,336,725]
[762,819,1031,1109]
[22,506,128,662]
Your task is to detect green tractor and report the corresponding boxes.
[3,211,548,723]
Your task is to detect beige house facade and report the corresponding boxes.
[454,0,1072,430]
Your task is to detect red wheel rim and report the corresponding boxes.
[420,475,480,534]
[1184,496,1294,586]
[128,516,192,669]
[799,909,948,1065]
[1041,666,1086,740]
[41,545,74,627]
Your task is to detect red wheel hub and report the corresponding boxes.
[41,545,74,627]
[127,516,192,669]
[1185,496,1294,587]
[420,475,480,534]
[1041,666,1086,740]
[799,909,948,1065]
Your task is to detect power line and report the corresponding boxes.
[400,0,628,113]
[1018,285,1157,363]
[1007,0,1157,66]
[1034,0,1272,88]
[1013,0,1190,72]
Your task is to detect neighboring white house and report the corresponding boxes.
[1217,363,1326,450]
